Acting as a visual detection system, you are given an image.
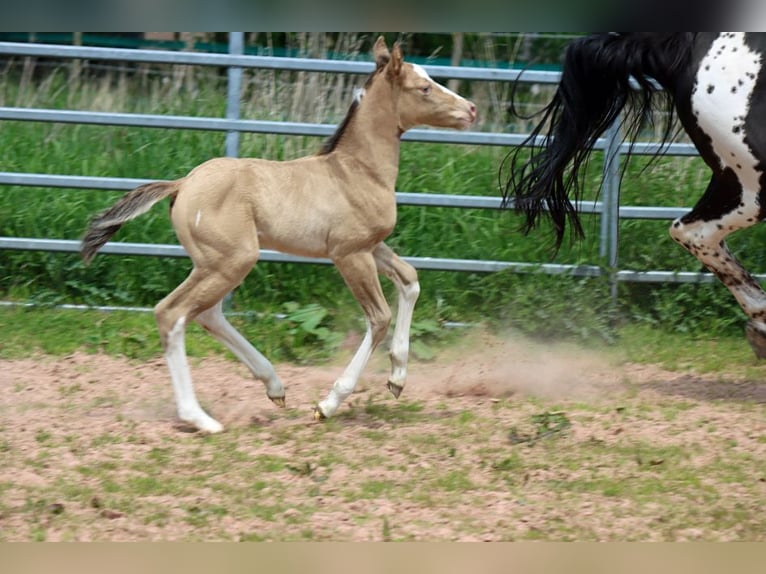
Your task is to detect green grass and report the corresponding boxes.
[614,323,763,376]
[5,65,766,349]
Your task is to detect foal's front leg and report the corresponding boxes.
[314,251,392,419]
[373,243,419,398]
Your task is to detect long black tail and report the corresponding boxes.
[501,33,694,250]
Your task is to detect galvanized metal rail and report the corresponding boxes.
[0,35,720,306]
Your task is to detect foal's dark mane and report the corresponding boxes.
[502,32,697,249]
[317,67,383,156]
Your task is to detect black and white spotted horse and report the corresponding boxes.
[503,32,766,357]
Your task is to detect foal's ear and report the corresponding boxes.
[388,42,403,77]
[373,35,390,70]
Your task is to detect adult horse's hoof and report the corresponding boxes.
[745,321,766,359]
[269,395,286,408]
[312,406,327,421]
[387,381,403,399]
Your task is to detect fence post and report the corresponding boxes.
[224,32,244,158]
[223,33,245,312]
[600,118,621,303]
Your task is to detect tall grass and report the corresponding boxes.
[2,42,766,349]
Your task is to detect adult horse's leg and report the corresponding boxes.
[314,251,392,419]
[373,242,419,399]
[670,174,766,357]
[195,302,285,406]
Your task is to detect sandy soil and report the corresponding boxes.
[1,332,764,541]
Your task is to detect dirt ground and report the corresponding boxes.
[1,332,765,541]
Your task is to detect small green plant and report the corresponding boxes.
[281,302,343,361]
[382,517,392,541]
[508,411,572,445]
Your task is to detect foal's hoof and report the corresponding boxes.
[387,381,403,399]
[312,406,327,422]
[269,395,286,408]
[745,322,766,359]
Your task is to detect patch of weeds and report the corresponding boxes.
[59,383,82,398]
[286,461,315,477]
[508,411,572,445]
[128,475,184,497]
[250,480,269,493]
[409,318,452,360]
[248,503,287,522]
[434,470,476,492]
[34,430,53,445]
[301,528,315,540]
[268,426,296,445]
[364,400,425,423]
[356,480,393,499]
[240,532,268,542]
[279,302,344,362]
[491,451,524,473]
[119,332,150,359]
[90,433,122,448]
[626,443,693,471]
[56,479,95,502]
[147,447,174,466]
[360,429,387,442]
[89,392,120,409]
[660,401,697,423]
[143,507,171,527]
[315,417,344,434]
[31,527,47,542]
[184,503,228,527]
[256,454,288,473]
[382,517,392,541]
[454,410,476,425]
[600,483,626,497]
[409,490,437,506]
[407,433,442,447]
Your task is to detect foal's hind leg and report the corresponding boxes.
[315,252,392,419]
[373,243,419,399]
[155,252,259,432]
[196,302,285,406]
[670,174,766,357]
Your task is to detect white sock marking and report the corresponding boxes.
[317,321,374,417]
[389,281,420,386]
[165,316,223,433]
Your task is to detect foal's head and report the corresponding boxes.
[372,36,477,132]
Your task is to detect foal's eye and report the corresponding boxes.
[420,85,432,95]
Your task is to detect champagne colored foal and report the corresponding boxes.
[81,37,477,432]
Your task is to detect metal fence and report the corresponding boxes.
[0,34,721,310]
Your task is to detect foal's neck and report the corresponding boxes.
[334,78,402,189]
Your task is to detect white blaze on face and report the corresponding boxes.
[692,32,763,192]
[411,63,464,100]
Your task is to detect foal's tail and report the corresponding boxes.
[501,33,693,250]
[81,181,179,263]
